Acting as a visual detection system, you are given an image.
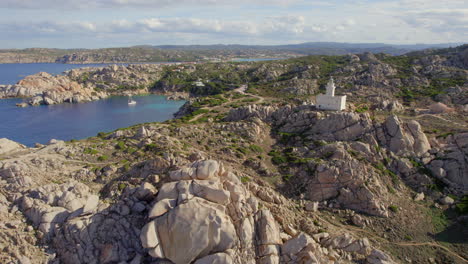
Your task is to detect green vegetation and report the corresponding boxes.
[455,195,468,215]
[145,143,159,152]
[191,95,228,108]
[84,148,99,155]
[97,155,109,161]
[397,76,466,102]
[118,183,127,192]
[97,132,107,138]
[425,207,449,233]
[268,150,288,165]
[249,144,263,153]
[389,205,399,213]
[115,141,126,150]
[355,105,369,113]
[240,176,251,183]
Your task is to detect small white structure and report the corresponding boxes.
[316,77,346,111]
[194,80,205,87]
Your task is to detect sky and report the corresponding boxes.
[0,0,467,48]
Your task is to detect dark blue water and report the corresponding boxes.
[0,63,123,85]
[0,95,185,146]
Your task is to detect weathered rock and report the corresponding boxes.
[366,249,396,264]
[382,115,430,157]
[0,138,25,155]
[281,233,314,256]
[193,253,233,264]
[440,196,455,205]
[414,192,425,202]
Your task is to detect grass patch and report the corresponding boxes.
[84,148,99,155]
[425,207,449,233]
[97,155,109,161]
[249,144,263,153]
[115,141,126,150]
[389,205,399,213]
[240,176,250,183]
[268,150,288,165]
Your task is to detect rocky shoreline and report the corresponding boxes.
[0,64,189,107]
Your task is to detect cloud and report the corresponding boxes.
[399,9,468,35]
[0,0,300,9]
[2,16,318,38]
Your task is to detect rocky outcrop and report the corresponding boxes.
[20,181,100,238]
[0,72,108,105]
[137,160,384,264]
[67,64,164,93]
[224,106,443,215]
[0,138,25,155]
[378,115,430,157]
[2,155,390,263]
[428,133,468,193]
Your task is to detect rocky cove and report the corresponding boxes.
[0,47,467,264]
[0,64,190,107]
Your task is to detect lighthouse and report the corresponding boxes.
[316,77,346,111]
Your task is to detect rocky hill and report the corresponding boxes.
[2,44,467,111]
[0,43,461,64]
[0,45,467,263]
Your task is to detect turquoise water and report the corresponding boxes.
[0,63,123,85]
[0,95,185,147]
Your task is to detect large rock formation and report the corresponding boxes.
[0,72,107,105]
[0,138,25,155]
[2,150,393,264]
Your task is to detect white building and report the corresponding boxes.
[194,80,205,87]
[316,77,346,111]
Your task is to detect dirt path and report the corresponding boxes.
[189,85,266,122]
[234,84,265,104]
[414,114,467,129]
[391,242,467,263]
[316,214,468,263]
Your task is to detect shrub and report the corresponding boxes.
[145,143,158,151]
[389,205,399,213]
[355,105,369,113]
[126,147,137,154]
[97,155,109,161]
[240,176,250,183]
[115,141,126,150]
[249,144,263,153]
[268,150,287,165]
[84,148,98,155]
[282,174,293,181]
[118,183,127,191]
[456,195,468,215]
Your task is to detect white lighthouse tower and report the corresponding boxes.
[316,77,346,111]
[326,77,336,96]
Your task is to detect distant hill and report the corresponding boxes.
[0,42,464,64]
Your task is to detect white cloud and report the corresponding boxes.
[0,0,301,9]
[399,9,468,35]
[5,16,313,37]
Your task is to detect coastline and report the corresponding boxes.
[0,94,186,147]
[0,63,190,107]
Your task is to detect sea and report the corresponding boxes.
[0,63,185,146]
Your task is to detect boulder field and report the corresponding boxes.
[0,105,466,263]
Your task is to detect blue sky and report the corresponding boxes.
[0,0,466,48]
